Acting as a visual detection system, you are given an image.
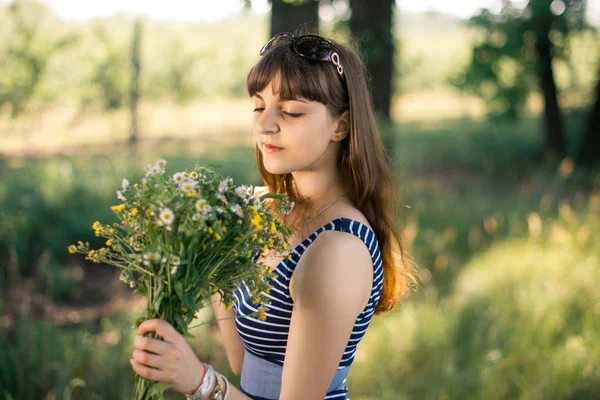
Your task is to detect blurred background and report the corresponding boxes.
[1,0,599,398]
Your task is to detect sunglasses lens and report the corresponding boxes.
[260,33,293,55]
[293,36,333,60]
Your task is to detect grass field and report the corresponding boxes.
[1,110,599,398]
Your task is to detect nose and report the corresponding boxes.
[255,108,280,135]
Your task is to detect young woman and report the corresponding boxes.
[130,32,415,400]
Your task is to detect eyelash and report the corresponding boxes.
[253,108,303,118]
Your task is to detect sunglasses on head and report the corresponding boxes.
[259,33,344,77]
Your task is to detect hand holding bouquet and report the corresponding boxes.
[69,158,294,399]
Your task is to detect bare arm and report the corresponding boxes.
[211,292,245,376]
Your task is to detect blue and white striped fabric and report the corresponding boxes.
[232,217,384,400]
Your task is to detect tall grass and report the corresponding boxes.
[1,116,599,399]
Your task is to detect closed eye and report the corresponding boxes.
[283,112,303,118]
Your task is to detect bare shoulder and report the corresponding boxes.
[290,226,373,315]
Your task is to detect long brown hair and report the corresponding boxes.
[246,32,417,314]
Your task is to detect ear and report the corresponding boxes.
[333,111,350,142]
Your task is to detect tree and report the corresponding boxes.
[453,0,589,161]
[577,64,600,164]
[0,1,77,117]
[347,0,396,158]
[270,0,319,36]
[348,0,395,120]
[129,19,142,147]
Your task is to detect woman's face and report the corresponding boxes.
[252,79,342,175]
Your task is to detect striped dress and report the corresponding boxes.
[232,217,384,400]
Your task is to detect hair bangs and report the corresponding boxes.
[246,44,343,108]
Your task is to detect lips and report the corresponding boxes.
[263,143,284,153]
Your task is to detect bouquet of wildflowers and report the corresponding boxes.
[68,158,294,399]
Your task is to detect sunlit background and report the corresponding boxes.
[1,0,599,399]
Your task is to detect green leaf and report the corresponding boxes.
[153,292,165,312]
[202,163,223,169]
[146,382,173,397]
[183,331,196,339]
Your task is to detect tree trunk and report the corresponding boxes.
[349,0,396,158]
[129,19,142,148]
[270,0,319,36]
[348,0,395,119]
[535,32,565,160]
[577,65,600,164]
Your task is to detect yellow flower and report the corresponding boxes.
[251,297,260,305]
[68,245,77,254]
[109,228,115,234]
[251,288,258,294]
[270,221,276,233]
[262,244,268,252]
[208,227,214,234]
[257,307,267,321]
[105,239,113,247]
[234,236,241,241]
[282,242,288,250]
[186,190,197,198]
[180,307,188,313]
[251,213,263,230]
[133,183,139,188]
[92,221,101,230]
[110,204,125,212]
[211,286,219,294]
[215,233,222,241]
[129,208,139,216]
[225,303,233,311]
[201,243,207,250]
[252,233,258,241]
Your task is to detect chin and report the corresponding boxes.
[261,157,296,175]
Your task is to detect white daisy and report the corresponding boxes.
[251,197,262,209]
[231,204,244,218]
[159,208,175,225]
[218,179,229,194]
[195,199,208,212]
[216,205,227,214]
[121,178,130,191]
[170,265,178,275]
[170,255,181,266]
[192,213,201,221]
[183,172,190,179]
[179,180,198,193]
[144,164,152,174]
[190,171,199,180]
[150,165,163,176]
[217,194,228,204]
[172,172,185,184]
[116,190,126,202]
[155,158,167,168]
[235,185,249,199]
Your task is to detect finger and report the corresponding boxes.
[132,349,163,369]
[133,335,181,359]
[130,358,167,382]
[137,319,180,344]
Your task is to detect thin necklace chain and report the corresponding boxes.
[304,193,348,223]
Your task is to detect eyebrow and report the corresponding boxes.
[253,93,308,104]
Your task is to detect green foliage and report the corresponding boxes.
[0,1,78,116]
[451,0,594,119]
[88,23,130,110]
